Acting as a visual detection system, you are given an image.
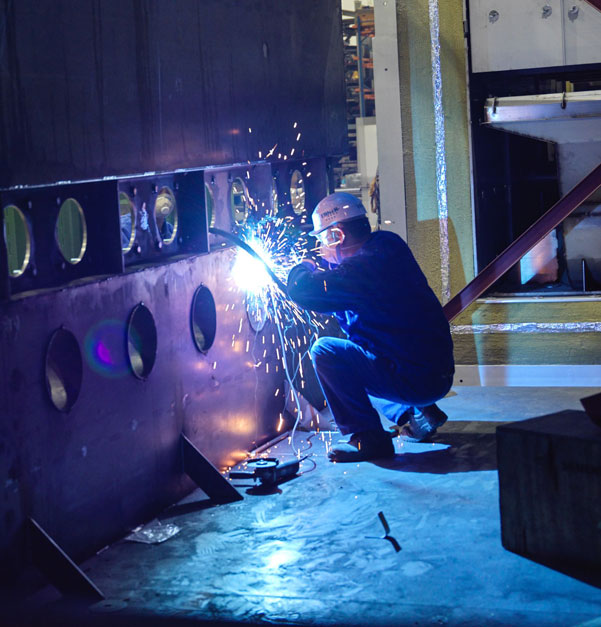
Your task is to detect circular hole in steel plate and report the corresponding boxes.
[190,285,217,353]
[45,328,83,412]
[290,169,306,215]
[155,186,178,245]
[56,197,87,264]
[230,177,249,226]
[127,303,157,379]
[205,183,216,229]
[119,192,136,254]
[247,292,268,333]
[3,204,31,277]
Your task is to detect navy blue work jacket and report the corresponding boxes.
[287,230,454,376]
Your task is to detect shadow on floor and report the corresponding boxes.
[2,598,303,627]
[374,420,511,474]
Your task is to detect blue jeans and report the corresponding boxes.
[310,336,453,435]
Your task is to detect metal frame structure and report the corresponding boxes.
[443,161,601,321]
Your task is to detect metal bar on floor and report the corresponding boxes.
[443,161,601,322]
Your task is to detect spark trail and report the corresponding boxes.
[215,122,331,455]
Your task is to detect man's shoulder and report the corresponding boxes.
[364,229,407,254]
[370,229,404,243]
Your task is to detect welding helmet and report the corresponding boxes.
[309,192,367,237]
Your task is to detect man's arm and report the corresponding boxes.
[287,261,358,313]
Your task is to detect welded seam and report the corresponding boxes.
[451,322,601,335]
[428,0,450,303]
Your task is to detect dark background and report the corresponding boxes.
[0,0,347,188]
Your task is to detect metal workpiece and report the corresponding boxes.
[0,180,124,297]
[0,0,343,595]
[0,248,285,572]
[0,0,347,189]
[0,171,212,298]
[119,171,210,267]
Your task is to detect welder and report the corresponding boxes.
[287,192,454,462]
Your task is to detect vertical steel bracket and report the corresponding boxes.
[181,434,243,504]
[27,518,104,601]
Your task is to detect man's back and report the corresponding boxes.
[288,230,454,376]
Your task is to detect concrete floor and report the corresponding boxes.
[8,387,601,627]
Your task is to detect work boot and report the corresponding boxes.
[395,405,415,426]
[388,406,415,437]
[328,429,395,463]
[399,403,448,442]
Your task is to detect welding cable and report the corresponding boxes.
[209,227,288,293]
[210,225,323,455]
[294,453,316,476]
[296,430,317,456]
[269,290,306,456]
[297,456,317,476]
[280,320,324,455]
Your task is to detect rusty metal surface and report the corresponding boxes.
[0,0,347,189]
[0,248,285,571]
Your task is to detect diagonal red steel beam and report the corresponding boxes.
[584,0,601,12]
[443,161,601,322]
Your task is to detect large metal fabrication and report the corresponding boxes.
[0,0,347,589]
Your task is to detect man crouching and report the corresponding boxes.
[287,192,454,463]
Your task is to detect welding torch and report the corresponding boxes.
[209,227,288,292]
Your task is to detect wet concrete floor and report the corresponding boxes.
[8,387,601,626]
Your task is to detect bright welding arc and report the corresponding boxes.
[209,227,288,293]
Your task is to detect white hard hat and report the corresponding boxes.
[309,192,367,236]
